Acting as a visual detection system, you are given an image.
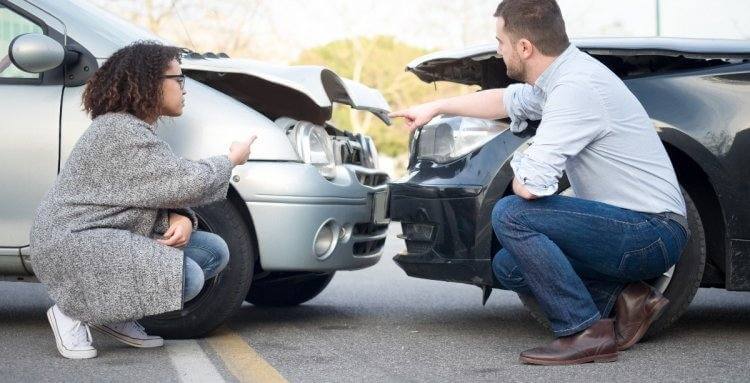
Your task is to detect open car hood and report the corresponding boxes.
[182,57,391,125]
[407,37,750,86]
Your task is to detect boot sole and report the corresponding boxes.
[46,308,97,359]
[519,352,618,365]
[617,297,670,351]
[90,324,164,348]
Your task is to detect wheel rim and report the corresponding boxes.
[653,265,675,294]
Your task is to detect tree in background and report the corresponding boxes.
[295,36,477,156]
[89,0,270,59]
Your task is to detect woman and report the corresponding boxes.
[29,42,255,359]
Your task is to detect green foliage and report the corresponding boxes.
[295,36,476,156]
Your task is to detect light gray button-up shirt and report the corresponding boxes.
[505,44,686,217]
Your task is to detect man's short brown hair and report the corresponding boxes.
[494,0,570,56]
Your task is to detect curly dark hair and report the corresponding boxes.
[82,41,182,121]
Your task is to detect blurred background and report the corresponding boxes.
[86,0,750,176]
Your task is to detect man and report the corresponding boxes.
[389,0,689,365]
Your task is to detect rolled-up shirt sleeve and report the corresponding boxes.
[511,82,608,197]
[503,83,544,133]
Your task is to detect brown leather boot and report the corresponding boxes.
[615,281,669,351]
[519,319,618,365]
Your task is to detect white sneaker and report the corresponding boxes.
[46,305,97,359]
[91,321,164,348]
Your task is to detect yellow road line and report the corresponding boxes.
[207,325,287,383]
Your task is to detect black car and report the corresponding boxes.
[389,37,750,335]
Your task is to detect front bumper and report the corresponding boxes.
[389,182,496,286]
[232,161,389,272]
[388,128,529,286]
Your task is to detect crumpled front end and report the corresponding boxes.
[389,118,532,287]
[233,160,389,272]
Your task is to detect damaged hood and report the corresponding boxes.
[181,57,391,125]
[407,37,750,86]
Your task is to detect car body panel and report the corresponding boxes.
[0,84,61,247]
[390,38,750,290]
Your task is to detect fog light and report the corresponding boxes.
[313,219,339,260]
[403,223,435,241]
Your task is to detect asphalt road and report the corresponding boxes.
[2,223,750,382]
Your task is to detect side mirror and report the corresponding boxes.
[8,33,67,73]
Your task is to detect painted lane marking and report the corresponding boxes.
[207,326,287,383]
[167,339,227,383]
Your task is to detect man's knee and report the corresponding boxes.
[491,195,527,235]
[492,250,527,291]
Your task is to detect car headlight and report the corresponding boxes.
[415,116,506,163]
[288,121,338,179]
[358,134,379,169]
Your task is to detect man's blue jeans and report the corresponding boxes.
[183,231,230,302]
[491,195,688,337]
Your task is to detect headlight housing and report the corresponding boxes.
[415,116,506,163]
[287,121,338,179]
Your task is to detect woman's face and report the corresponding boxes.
[160,59,186,118]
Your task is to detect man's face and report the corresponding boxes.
[496,17,526,82]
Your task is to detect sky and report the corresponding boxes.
[89,0,750,63]
[229,0,750,62]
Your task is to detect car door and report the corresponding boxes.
[0,1,64,256]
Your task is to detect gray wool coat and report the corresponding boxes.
[29,112,234,324]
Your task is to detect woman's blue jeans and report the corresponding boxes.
[182,231,230,302]
[491,195,688,337]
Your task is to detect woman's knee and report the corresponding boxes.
[189,231,230,276]
[183,257,205,302]
[203,231,230,272]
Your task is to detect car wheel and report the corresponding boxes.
[141,199,255,339]
[246,272,335,306]
[518,187,706,337]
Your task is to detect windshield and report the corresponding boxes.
[31,0,170,58]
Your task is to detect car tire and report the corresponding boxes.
[246,272,335,306]
[645,188,705,336]
[518,188,706,337]
[141,199,255,339]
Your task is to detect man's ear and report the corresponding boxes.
[517,39,534,59]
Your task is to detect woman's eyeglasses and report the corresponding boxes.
[163,74,186,90]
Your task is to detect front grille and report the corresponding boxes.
[353,223,389,235]
[353,238,386,256]
[355,171,389,187]
[352,222,389,256]
[335,140,363,165]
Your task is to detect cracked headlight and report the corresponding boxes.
[415,116,505,163]
[288,121,338,179]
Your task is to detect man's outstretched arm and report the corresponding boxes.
[389,89,508,131]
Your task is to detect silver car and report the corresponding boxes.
[0,0,390,337]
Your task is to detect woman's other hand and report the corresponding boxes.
[229,135,257,166]
[158,212,193,248]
